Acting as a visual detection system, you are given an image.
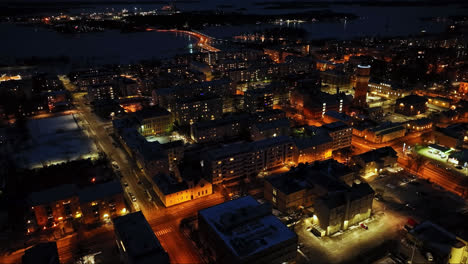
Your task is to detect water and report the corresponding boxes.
[0,2,466,66]
[0,23,197,66]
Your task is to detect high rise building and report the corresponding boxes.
[353,65,371,107]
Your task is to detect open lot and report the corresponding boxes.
[294,170,468,264]
[14,115,98,169]
[416,146,468,176]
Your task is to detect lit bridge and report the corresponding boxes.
[155,29,220,52]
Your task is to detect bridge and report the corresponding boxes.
[155,29,220,52]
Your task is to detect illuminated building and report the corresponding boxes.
[314,183,374,236]
[316,60,338,72]
[360,122,406,144]
[78,181,126,225]
[434,123,468,149]
[352,65,371,107]
[28,184,80,230]
[290,90,352,119]
[28,181,125,229]
[368,81,408,99]
[459,81,468,95]
[427,96,452,109]
[173,94,223,125]
[407,221,468,264]
[264,160,356,213]
[152,79,233,111]
[395,95,428,116]
[250,118,290,141]
[190,114,247,143]
[320,70,351,91]
[134,107,173,137]
[406,118,433,132]
[293,136,333,164]
[198,196,297,264]
[22,242,60,264]
[350,147,398,177]
[113,212,170,264]
[243,87,274,112]
[323,110,353,125]
[321,121,353,151]
[116,77,141,97]
[202,136,295,185]
[87,83,115,103]
[71,69,116,91]
[151,162,212,207]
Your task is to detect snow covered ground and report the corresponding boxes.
[15,114,98,169]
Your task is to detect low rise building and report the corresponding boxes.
[293,136,333,164]
[321,121,353,150]
[78,181,126,225]
[427,96,452,109]
[368,81,408,99]
[250,118,290,141]
[395,95,428,116]
[361,122,406,143]
[350,147,398,177]
[405,118,433,132]
[28,184,80,229]
[87,83,116,103]
[244,87,274,112]
[198,196,298,264]
[190,114,247,143]
[314,183,374,236]
[113,211,170,264]
[174,94,223,125]
[407,221,468,264]
[202,137,295,185]
[28,181,126,230]
[134,107,173,136]
[323,110,353,125]
[434,123,468,149]
[264,160,356,213]
[22,242,60,264]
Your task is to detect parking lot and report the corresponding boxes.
[292,169,468,264]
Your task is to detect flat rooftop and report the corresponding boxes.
[198,196,297,258]
[113,211,169,264]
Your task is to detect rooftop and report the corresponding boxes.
[22,242,60,264]
[322,121,350,132]
[410,221,466,256]
[28,184,78,206]
[78,180,123,203]
[198,196,297,259]
[113,211,169,264]
[354,146,397,163]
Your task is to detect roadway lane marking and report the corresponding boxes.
[155,227,174,237]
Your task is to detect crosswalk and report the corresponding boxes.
[155,226,173,237]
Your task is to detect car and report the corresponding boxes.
[425,252,434,262]
[378,174,387,178]
[123,181,128,187]
[440,154,446,158]
[360,223,368,230]
[297,243,304,249]
[445,167,452,171]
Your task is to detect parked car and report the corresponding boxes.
[425,252,434,262]
[360,223,368,230]
[123,181,128,187]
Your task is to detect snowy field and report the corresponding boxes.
[15,115,98,169]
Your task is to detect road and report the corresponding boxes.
[44,76,227,263]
